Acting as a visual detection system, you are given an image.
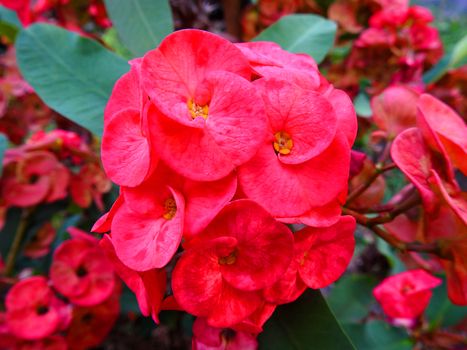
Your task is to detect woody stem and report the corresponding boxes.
[4,208,33,277]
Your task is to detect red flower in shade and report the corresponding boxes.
[370,85,419,139]
[70,162,111,211]
[141,29,267,181]
[5,276,71,340]
[50,228,115,306]
[172,200,294,328]
[192,317,258,350]
[15,335,68,350]
[24,222,56,259]
[238,77,352,226]
[65,283,121,350]
[373,269,441,319]
[102,59,155,188]
[264,216,356,304]
[1,150,69,208]
[99,235,166,323]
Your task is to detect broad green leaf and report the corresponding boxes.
[426,279,466,329]
[259,289,355,349]
[344,321,412,350]
[327,274,378,323]
[450,34,467,68]
[104,0,173,57]
[0,133,7,176]
[253,14,337,64]
[354,91,372,118]
[16,23,129,136]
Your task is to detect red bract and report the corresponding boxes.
[373,269,441,319]
[99,235,166,322]
[141,29,267,181]
[1,150,69,207]
[5,276,71,340]
[50,229,115,306]
[65,283,120,350]
[70,162,111,211]
[192,317,258,350]
[23,223,56,258]
[238,77,351,225]
[371,85,419,139]
[172,200,293,327]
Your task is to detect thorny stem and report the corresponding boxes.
[346,162,397,205]
[4,208,34,277]
[343,207,444,257]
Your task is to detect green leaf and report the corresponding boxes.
[104,0,174,57]
[426,278,466,329]
[0,5,22,41]
[344,321,412,350]
[16,23,129,137]
[253,14,337,64]
[450,34,467,68]
[259,289,355,349]
[354,91,372,118]
[327,274,378,323]
[0,133,7,176]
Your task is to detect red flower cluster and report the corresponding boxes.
[97,29,357,338]
[0,129,111,229]
[373,269,441,320]
[0,228,120,350]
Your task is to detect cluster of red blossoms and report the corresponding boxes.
[96,29,357,340]
[0,228,120,350]
[0,128,111,229]
[0,0,110,32]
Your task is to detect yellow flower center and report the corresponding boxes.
[162,198,177,220]
[273,131,293,155]
[188,99,209,120]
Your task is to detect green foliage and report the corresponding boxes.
[253,14,337,64]
[344,321,412,350]
[0,133,7,176]
[426,279,466,329]
[0,5,22,41]
[259,289,355,349]
[16,24,129,136]
[354,91,372,118]
[104,0,174,58]
[327,274,378,323]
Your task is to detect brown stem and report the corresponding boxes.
[4,208,33,276]
[346,163,396,205]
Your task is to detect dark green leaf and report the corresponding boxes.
[16,23,129,136]
[253,14,337,64]
[344,321,412,350]
[0,133,7,176]
[259,289,355,349]
[327,274,378,323]
[426,278,466,328]
[104,0,173,57]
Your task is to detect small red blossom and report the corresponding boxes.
[23,223,56,259]
[373,269,441,319]
[50,229,115,306]
[5,276,71,340]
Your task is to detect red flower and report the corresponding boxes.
[23,223,56,259]
[373,269,441,319]
[70,162,111,211]
[50,228,115,306]
[141,29,267,181]
[172,200,293,328]
[99,235,166,323]
[5,276,71,340]
[65,283,121,350]
[14,335,68,350]
[238,77,352,225]
[192,317,258,350]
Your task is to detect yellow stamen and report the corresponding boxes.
[273,131,293,155]
[218,250,237,265]
[188,99,209,120]
[162,198,177,220]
